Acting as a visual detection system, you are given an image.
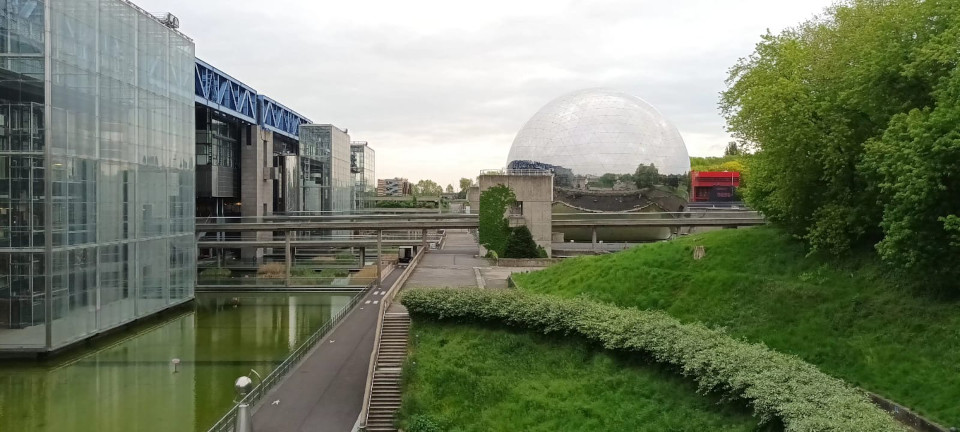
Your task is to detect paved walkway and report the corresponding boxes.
[252,269,401,432]
[407,230,487,288]
[406,230,549,289]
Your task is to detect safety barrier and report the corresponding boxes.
[205,286,370,432]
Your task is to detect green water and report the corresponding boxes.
[0,292,355,432]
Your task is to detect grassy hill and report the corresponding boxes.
[399,320,774,432]
[513,226,960,427]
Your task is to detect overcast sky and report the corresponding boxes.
[139,0,834,187]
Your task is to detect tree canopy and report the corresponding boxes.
[721,0,960,284]
[413,179,443,196]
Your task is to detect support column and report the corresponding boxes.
[591,227,597,249]
[285,230,292,286]
[376,230,383,288]
[359,247,366,267]
[421,228,427,252]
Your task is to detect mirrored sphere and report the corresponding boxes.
[507,88,691,176]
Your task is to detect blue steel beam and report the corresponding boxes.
[259,95,311,140]
[195,58,258,124]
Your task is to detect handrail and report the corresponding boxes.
[205,285,370,432]
[357,245,427,430]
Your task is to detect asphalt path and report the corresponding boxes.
[252,269,401,432]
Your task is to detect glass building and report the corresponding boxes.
[350,141,375,210]
[298,124,352,213]
[0,0,196,352]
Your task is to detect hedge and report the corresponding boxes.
[400,289,904,432]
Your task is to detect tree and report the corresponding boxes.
[445,184,454,194]
[459,177,473,193]
[861,65,960,285]
[720,0,950,255]
[413,179,443,196]
[724,142,742,156]
[504,226,540,258]
[478,185,515,257]
[633,163,660,189]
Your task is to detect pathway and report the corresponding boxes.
[251,269,402,432]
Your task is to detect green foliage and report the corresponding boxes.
[503,226,539,258]
[861,64,960,284]
[198,267,231,279]
[401,288,903,432]
[289,267,348,285]
[720,0,960,261]
[724,142,742,156]
[405,414,444,432]
[484,250,498,260]
[536,245,548,258]
[514,226,960,425]
[376,198,436,209]
[334,252,355,264]
[413,179,443,196]
[398,320,768,432]
[633,163,660,189]
[478,185,515,257]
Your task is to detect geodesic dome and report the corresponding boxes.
[507,88,691,176]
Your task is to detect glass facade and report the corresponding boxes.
[0,0,196,351]
[350,142,375,210]
[298,124,352,213]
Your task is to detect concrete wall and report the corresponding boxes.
[240,126,275,261]
[478,174,553,255]
[466,186,480,213]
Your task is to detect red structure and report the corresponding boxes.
[690,171,741,202]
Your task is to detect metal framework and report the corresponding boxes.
[194,58,258,124]
[259,95,310,140]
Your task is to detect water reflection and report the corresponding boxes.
[0,292,353,432]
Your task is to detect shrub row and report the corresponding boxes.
[400,288,904,432]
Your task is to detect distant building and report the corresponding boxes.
[351,142,376,209]
[690,171,741,202]
[299,125,353,213]
[377,178,412,197]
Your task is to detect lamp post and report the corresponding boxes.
[234,376,255,432]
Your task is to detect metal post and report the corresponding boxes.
[376,230,383,288]
[235,376,255,432]
[284,230,291,286]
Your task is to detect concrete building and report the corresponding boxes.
[0,0,196,352]
[478,172,554,255]
[351,142,376,210]
[377,178,412,197]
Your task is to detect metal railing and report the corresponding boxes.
[479,168,554,176]
[206,286,370,432]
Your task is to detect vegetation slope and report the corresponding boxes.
[399,319,773,432]
[513,226,960,426]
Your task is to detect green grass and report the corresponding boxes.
[514,226,960,427]
[399,319,777,432]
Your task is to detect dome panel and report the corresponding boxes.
[507,88,691,177]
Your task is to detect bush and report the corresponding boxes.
[503,226,539,258]
[478,185,515,257]
[406,415,444,432]
[400,289,904,432]
[536,245,548,258]
[198,267,231,279]
[257,262,287,278]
